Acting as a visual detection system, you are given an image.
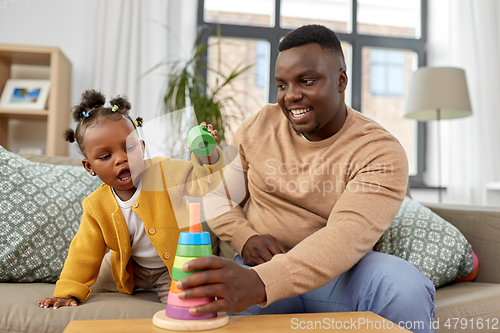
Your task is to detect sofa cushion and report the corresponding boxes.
[0,283,164,333]
[375,196,474,287]
[0,146,102,283]
[435,282,500,333]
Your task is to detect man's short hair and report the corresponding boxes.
[278,24,346,68]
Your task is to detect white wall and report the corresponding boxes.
[0,0,98,157]
[0,1,97,100]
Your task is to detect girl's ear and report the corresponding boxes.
[140,140,146,157]
[82,159,96,176]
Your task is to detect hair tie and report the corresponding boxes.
[112,105,119,112]
[82,111,89,118]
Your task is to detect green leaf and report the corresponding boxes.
[159,24,253,143]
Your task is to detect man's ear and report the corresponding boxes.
[82,159,96,176]
[339,69,348,93]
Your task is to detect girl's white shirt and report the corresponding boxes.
[112,178,165,268]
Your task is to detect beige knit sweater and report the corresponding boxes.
[206,104,408,306]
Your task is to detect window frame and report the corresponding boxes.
[197,0,428,186]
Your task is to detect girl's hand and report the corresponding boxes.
[186,122,219,150]
[191,122,220,164]
[38,297,78,309]
[201,122,218,144]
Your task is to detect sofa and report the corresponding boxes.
[1,151,500,333]
[425,202,500,332]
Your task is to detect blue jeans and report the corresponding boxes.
[231,251,435,333]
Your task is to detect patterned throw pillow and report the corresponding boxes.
[375,196,474,288]
[0,146,102,282]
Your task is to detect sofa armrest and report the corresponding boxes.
[422,202,500,284]
[18,153,82,166]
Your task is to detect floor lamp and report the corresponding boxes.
[404,67,473,203]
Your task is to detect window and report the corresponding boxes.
[255,41,269,88]
[206,37,270,135]
[369,49,405,96]
[204,0,274,27]
[357,0,421,38]
[198,0,427,184]
[280,0,351,32]
[363,47,418,174]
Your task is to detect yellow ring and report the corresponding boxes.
[173,256,197,270]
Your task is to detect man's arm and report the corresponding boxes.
[203,143,258,254]
[203,142,287,265]
[178,136,408,313]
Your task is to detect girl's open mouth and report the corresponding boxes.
[117,169,131,182]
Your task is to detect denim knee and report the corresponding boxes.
[355,252,434,303]
[356,252,436,332]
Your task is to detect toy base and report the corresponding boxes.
[153,310,229,331]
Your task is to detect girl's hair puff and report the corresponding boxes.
[71,89,106,123]
[63,128,76,143]
[109,96,131,113]
[64,89,142,155]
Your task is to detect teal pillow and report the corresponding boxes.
[375,196,474,288]
[0,146,102,282]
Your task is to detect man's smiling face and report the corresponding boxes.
[275,42,348,141]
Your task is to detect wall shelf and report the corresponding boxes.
[0,109,49,119]
[0,44,72,156]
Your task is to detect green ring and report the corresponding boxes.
[187,126,216,157]
[171,267,203,281]
[176,244,213,257]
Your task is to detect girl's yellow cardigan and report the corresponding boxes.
[54,150,224,302]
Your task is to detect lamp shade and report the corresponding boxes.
[405,67,472,120]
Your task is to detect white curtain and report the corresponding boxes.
[88,0,198,157]
[427,0,500,205]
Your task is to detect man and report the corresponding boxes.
[176,24,435,332]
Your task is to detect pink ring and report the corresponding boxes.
[165,304,216,320]
[167,291,215,308]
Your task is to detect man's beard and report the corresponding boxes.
[289,116,320,138]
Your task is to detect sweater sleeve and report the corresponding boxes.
[163,146,225,198]
[251,136,409,305]
[53,200,107,302]
[204,129,260,254]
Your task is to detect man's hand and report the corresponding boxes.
[241,234,287,266]
[38,297,78,309]
[176,256,266,315]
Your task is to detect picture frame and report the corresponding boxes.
[0,79,51,110]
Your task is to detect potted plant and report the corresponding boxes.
[162,26,253,145]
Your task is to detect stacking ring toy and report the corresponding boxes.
[187,126,216,157]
